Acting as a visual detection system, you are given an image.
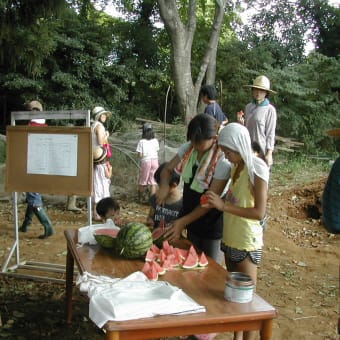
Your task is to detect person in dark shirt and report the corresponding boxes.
[20,100,55,239]
[200,84,228,129]
[322,128,340,234]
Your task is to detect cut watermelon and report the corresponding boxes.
[93,228,119,248]
[150,244,160,254]
[161,258,172,270]
[94,228,119,237]
[188,245,198,257]
[175,248,184,264]
[182,247,199,269]
[198,252,208,267]
[145,249,157,262]
[177,248,188,260]
[182,253,199,269]
[167,253,181,267]
[200,194,209,207]
[162,240,170,253]
[141,261,158,281]
[152,227,170,248]
[151,260,166,275]
[159,249,166,264]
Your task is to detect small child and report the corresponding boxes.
[96,197,122,226]
[146,162,182,230]
[93,146,112,221]
[136,123,159,202]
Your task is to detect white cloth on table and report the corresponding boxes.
[77,271,206,328]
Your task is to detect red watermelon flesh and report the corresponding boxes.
[150,244,160,254]
[198,252,208,267]
[141,261,158,281]
[94,228,119,237]
[161,258,172,270]
[151,260,166,275]
[177,248,188,260]
[93,228,120,248]
[145,249,157,262]
[188,245,198,258]
[182,251,199,269]
[162,240,170,253]
[159,249,166,263]
[166,253,181,267]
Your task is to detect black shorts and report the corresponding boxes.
[221,243,262,265]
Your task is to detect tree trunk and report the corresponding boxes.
[157,0,226,124]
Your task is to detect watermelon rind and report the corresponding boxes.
[93,228,119,248]
[152,227,170,248]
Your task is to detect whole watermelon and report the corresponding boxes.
[116,222,152,259]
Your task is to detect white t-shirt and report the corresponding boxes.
[136,138,159,161]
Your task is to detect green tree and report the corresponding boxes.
[156,0,229,123]
[299,0,340,57]
[0,0,66,76]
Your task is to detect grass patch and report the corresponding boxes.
[271,151,331,188]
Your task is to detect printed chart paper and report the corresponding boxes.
[27,134,78,176]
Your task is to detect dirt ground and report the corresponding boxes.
[0,176,339,339]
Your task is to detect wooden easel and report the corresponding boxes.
[1,110,92,282]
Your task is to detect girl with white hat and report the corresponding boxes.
[91,106,112,155]
[238,75,277,167]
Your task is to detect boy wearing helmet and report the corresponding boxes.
[238,75,277,167]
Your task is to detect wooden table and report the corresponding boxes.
[65,229,277,340]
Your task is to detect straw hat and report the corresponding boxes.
[244,75,277,94]
[93,146,107,163]
[26,100,46,124]
[91,106,112,121]
[326,128,340,137]
[26,100,43,111]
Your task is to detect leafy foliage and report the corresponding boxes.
[0,0,339,155]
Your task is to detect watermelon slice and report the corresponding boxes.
[150,244,160,254]
[198,252,208,267]
[152,227,170,248]
[167,253,181,267]
[177,248,188,260]
[94,228,119,237]
[162,240,170,253]
[93,228,120,248]
[182,252,199,269]
[145,249,157,262]
[161,258,172,270]
[151,260,166,275]
[141,261,158,281]
[159,249,166,263]
[188,245,198,257]
[200,193,209,207]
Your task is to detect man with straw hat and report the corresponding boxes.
[238,75,277,167]
[321,128,340,234]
